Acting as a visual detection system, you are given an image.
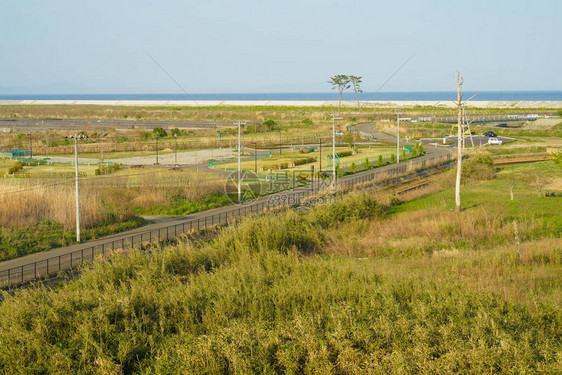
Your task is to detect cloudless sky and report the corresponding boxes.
[0,0,560,93]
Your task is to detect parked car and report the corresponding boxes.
[335,131,344,136]
[484,131,497,137]
[488,137,503,145]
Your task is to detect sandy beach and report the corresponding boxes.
[0,100,561,108]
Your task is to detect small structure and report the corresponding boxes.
[0,150,31,159]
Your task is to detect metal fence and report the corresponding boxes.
[0,151,452,287]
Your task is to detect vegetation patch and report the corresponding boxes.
[0,171,560,373]
[0,217,145,261]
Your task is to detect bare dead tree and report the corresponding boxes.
[454,72,464,212]
[451,72,477,212]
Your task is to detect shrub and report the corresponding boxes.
[462,152,494,182]
[328,150,353,158]
[153,127,167,138]
[293,157,315,166]
[378,155,383,166]
[8,162,23,174]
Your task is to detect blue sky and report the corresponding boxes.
[0,0,559,93]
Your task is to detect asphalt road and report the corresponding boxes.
[420,135,515,147]
[0,126,453,285]
[0,118,233,132]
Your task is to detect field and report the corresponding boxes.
[0,163,227,260]
[0,159,560,373]
[213,146,398,175]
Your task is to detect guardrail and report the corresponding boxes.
[0,152,451,287]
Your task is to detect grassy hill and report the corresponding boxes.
[0,160,560,374]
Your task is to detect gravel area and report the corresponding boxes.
[109,148,237,165]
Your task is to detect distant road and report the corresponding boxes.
[0,118,233,132]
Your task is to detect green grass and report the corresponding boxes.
[0,217,145,261]
[133,192,232,216]
[0,170,560,373]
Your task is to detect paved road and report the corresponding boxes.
[0,126,453,285]
[420,135,515,147]
[0,118,234,132]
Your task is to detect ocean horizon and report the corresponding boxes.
[1,90,561,101]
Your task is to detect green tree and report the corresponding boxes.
[363,157,370,170]
[263,119,276,131]
[390,154,396,164]
[328,75,351,113]
[349,75,363,109]
[351,162,357,174]
[170,128,181,137]
[153,127,167,138]
[343,132,355,148]
[378,154,383,166]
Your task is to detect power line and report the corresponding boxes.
[360,53,417,105]
[147,53,219,128]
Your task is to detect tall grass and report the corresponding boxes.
[0,186,559,373]
[0,171,226,260]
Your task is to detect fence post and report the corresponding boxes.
[34,262,37,279]
[21,266,23,283]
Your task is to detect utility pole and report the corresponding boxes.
[451,73,477,213]
[174,134,178,165]
[454,73,463,213]
[319,137,322,172]
[396,113,401,163]
[155,137,159,165]
[234,121,246,203]
[330,114,343,186]
[252,142,257,173]
[28,134,33,159]
[66,134,87,242]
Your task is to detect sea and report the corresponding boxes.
[0,91,561,101]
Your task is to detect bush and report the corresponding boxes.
[328,150,353,159]
[95,163,120,175]
[293,157,315,166]
[301,118,313,126]
[462,152,495,182]
[8,162,23,174]
[153,127,167,138]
